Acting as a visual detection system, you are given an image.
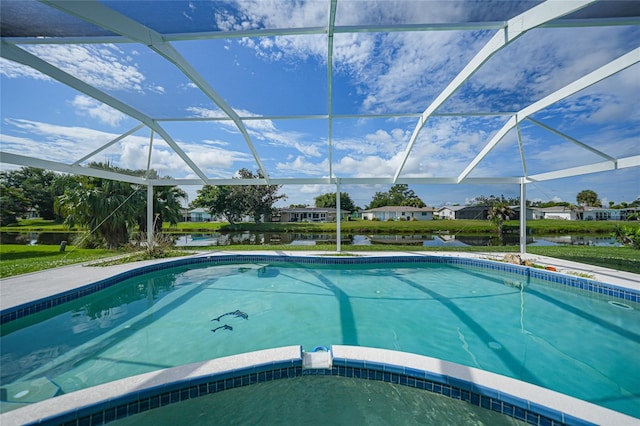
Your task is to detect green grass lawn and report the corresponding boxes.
[0,245,119,278]
[527,246,640,274]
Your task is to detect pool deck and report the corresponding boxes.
[1,250,639,312]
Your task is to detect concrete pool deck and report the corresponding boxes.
[2,250,639,312]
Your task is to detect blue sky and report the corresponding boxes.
[1,0,639,209]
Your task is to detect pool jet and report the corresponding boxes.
[211,324,233,333]
[211,310,249,322]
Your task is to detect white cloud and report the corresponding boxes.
[2,118,125,163]
[276,156,328,176]
[0,118,255,179]
[70,95,126,127]
[22,44,146,92]
[0,58,51,81]
[187,106,324,158]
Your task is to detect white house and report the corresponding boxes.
[582,207,623,221]
[436,205,466,220]
[274,207,350,222]
[185,208,213,222]
[362,206,434,221]
[537,206,579,220]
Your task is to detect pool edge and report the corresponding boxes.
[1,345,636,426]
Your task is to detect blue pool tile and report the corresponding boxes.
[160,392,170,406]
[562,413,598,426]
[539,415,553,426]
[425,371,447,384]
[127,401,139,415]
[450,387,461,399]
[473,384,499,399]
[447,376,473,392]
[499,392,528,410]
[529,402,563,422]
[139,398,150,412]
[404,367,426,379]
[480,396,491,410]
[382,363,404,376]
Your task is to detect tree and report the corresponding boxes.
[192,185,244,225]
[56,175,138,248]
[0,167,61,220]
[236,168,286,223]
[468,194,520,207]
[0,182,29,226]
[366,184,426,209]
[487,203,515,239]
[576,189,601,207]
[191,168,286,224]
[613,226,640,249]
[314,192,356,212]
[55,162,186,248]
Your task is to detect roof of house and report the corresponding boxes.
[278,207,350,213]
[363,206,434,213]
[538,206,575,212]
[436,205,466,212]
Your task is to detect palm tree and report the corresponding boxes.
[56,176,139,248]
[487,203,515,242]
[136,185,187,233]
[56,163,187,249]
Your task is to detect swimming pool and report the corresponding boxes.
[1,255,639,423]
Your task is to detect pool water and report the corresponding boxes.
[110,375,527,426]
[1,262,639,417]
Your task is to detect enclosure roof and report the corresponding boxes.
[1,0,639,192]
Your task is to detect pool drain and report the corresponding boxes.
[608,301,633,310]
[488,342,502,350]
[14,390,29,399]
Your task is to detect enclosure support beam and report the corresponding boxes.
[147,184,154,248]
[393,0,596,182]
[520,180,527,255]
[40,0,269,182]
[336,180,341,253]
[0,41,210,184]
[458,47,640,183]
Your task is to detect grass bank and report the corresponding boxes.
[0,245,119,278]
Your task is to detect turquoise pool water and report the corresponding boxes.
[1,261,639,417]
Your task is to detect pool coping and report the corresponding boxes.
[1,345,637,426]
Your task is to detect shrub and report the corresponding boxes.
[613,225,640,249]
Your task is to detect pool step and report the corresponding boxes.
[302,347,332,369]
